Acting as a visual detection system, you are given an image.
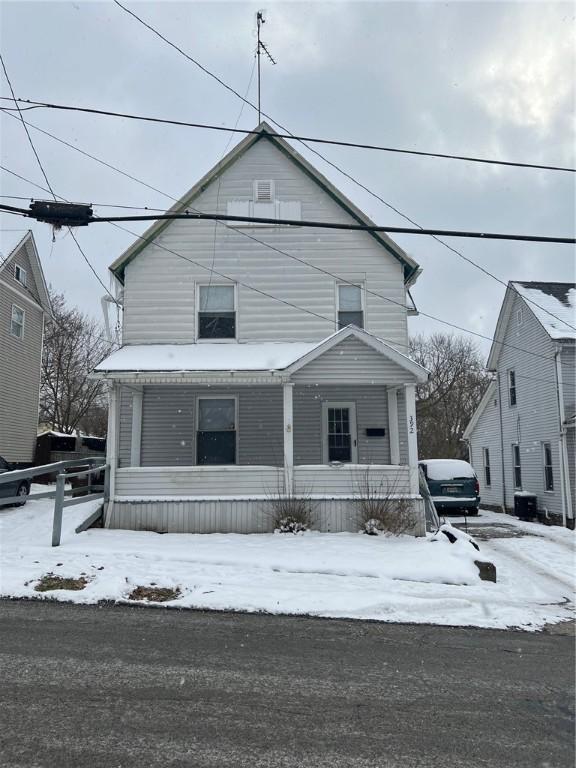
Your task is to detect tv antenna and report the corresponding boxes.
[256,10,276,122]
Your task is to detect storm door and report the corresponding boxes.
[322,402,358,464]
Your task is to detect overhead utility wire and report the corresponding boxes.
[0,65,117,305]
[2,201,573,244]
[3,96,573,174]
[109,2,576,334]
[1,165,561,367]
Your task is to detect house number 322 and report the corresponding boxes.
[409,415,415,434]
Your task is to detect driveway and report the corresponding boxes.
[0,600,573,768]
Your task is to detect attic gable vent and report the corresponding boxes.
[254,179,274,202]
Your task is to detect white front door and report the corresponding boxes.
[322,402,358,464]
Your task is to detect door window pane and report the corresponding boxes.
[328,407,352,462]
[198,399,235,431]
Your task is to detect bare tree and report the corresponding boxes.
[409,333,490,460]
[40,290,111,435]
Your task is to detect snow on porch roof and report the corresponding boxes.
[94,341,319,373]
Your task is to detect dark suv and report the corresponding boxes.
[419,459,480,515]
[0,455,30,507]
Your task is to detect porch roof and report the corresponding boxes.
[93,326,428,383]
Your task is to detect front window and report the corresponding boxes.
[483,447,491,487]
[508,370,517,406]
[543,442,554,491]
[198,285,235,339]
[196,398,236,465]
[512,444,522,489]
[10,305,24,339]
[337,284,364,329]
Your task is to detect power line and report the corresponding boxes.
[2,121,566,364]
[107,4,576,333]
[3,200,574,244]
[5,96,573,175]
[0,192,168,212]
[0,55,57,201]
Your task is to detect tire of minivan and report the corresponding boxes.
[16,482,29,507]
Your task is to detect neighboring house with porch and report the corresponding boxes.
[0,231,51,464]
[463,281,575,525]
[93,122,429,535]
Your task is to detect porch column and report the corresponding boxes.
[283,382,294,494]
[405,384,419,494]
[105,382,119,522]
[387,387,400,465]
[130,388,143,467]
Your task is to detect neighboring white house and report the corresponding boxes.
[0,232,51,464]
[93,122,429,535]
[464,281,575,525]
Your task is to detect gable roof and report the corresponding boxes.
[109,122,420,287]
[94,325,428,382]
[462,380,497,440]
[487,281,576,370]
[0,230,51,315]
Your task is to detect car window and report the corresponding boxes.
[0,457,10,471]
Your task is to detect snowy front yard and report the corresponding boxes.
[0,493,574,631]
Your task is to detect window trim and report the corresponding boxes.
[542,441,554,492]
[512,443,522,490]
[196,283,237,342]
[14,264,27,286]
[508,369,517,407]
[10,303,25,339]
[195,394,238,465]
[482,447,491,487]
[336,282,365,330]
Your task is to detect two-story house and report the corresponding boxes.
[0,231,51,465]
[464,281,575,525]
[94,123,429,535]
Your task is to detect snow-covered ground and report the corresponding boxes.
[0,495,574,631]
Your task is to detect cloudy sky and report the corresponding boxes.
[1,0,574,357]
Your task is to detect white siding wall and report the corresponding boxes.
[468,389,503,507]
[491,293,561,514]
[122,138,408,347]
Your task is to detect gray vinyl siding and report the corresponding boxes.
[122,138,408,348]
[291,336,418,384]
[467,390,502,507]
[0,282,44,462]
[120,385,284,467]
[118,382,407,469]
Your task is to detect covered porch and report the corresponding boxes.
[95,327,428,534]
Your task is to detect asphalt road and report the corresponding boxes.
[0,600,573,768]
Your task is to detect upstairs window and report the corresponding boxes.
[14,265,27,286]
[10,304,24,339]
[337,284,364,329]
[483,447,491,487]
[508,369,517,406]
[512,443,522,489]
[543,442,554,491]
[198,285,236,339]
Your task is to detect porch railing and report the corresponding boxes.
[0,458,109,546]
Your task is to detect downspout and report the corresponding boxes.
[496,372,507,513]
[554,347,572,526]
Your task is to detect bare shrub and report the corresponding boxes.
[354,468,417,536]
[263,484,315,533]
